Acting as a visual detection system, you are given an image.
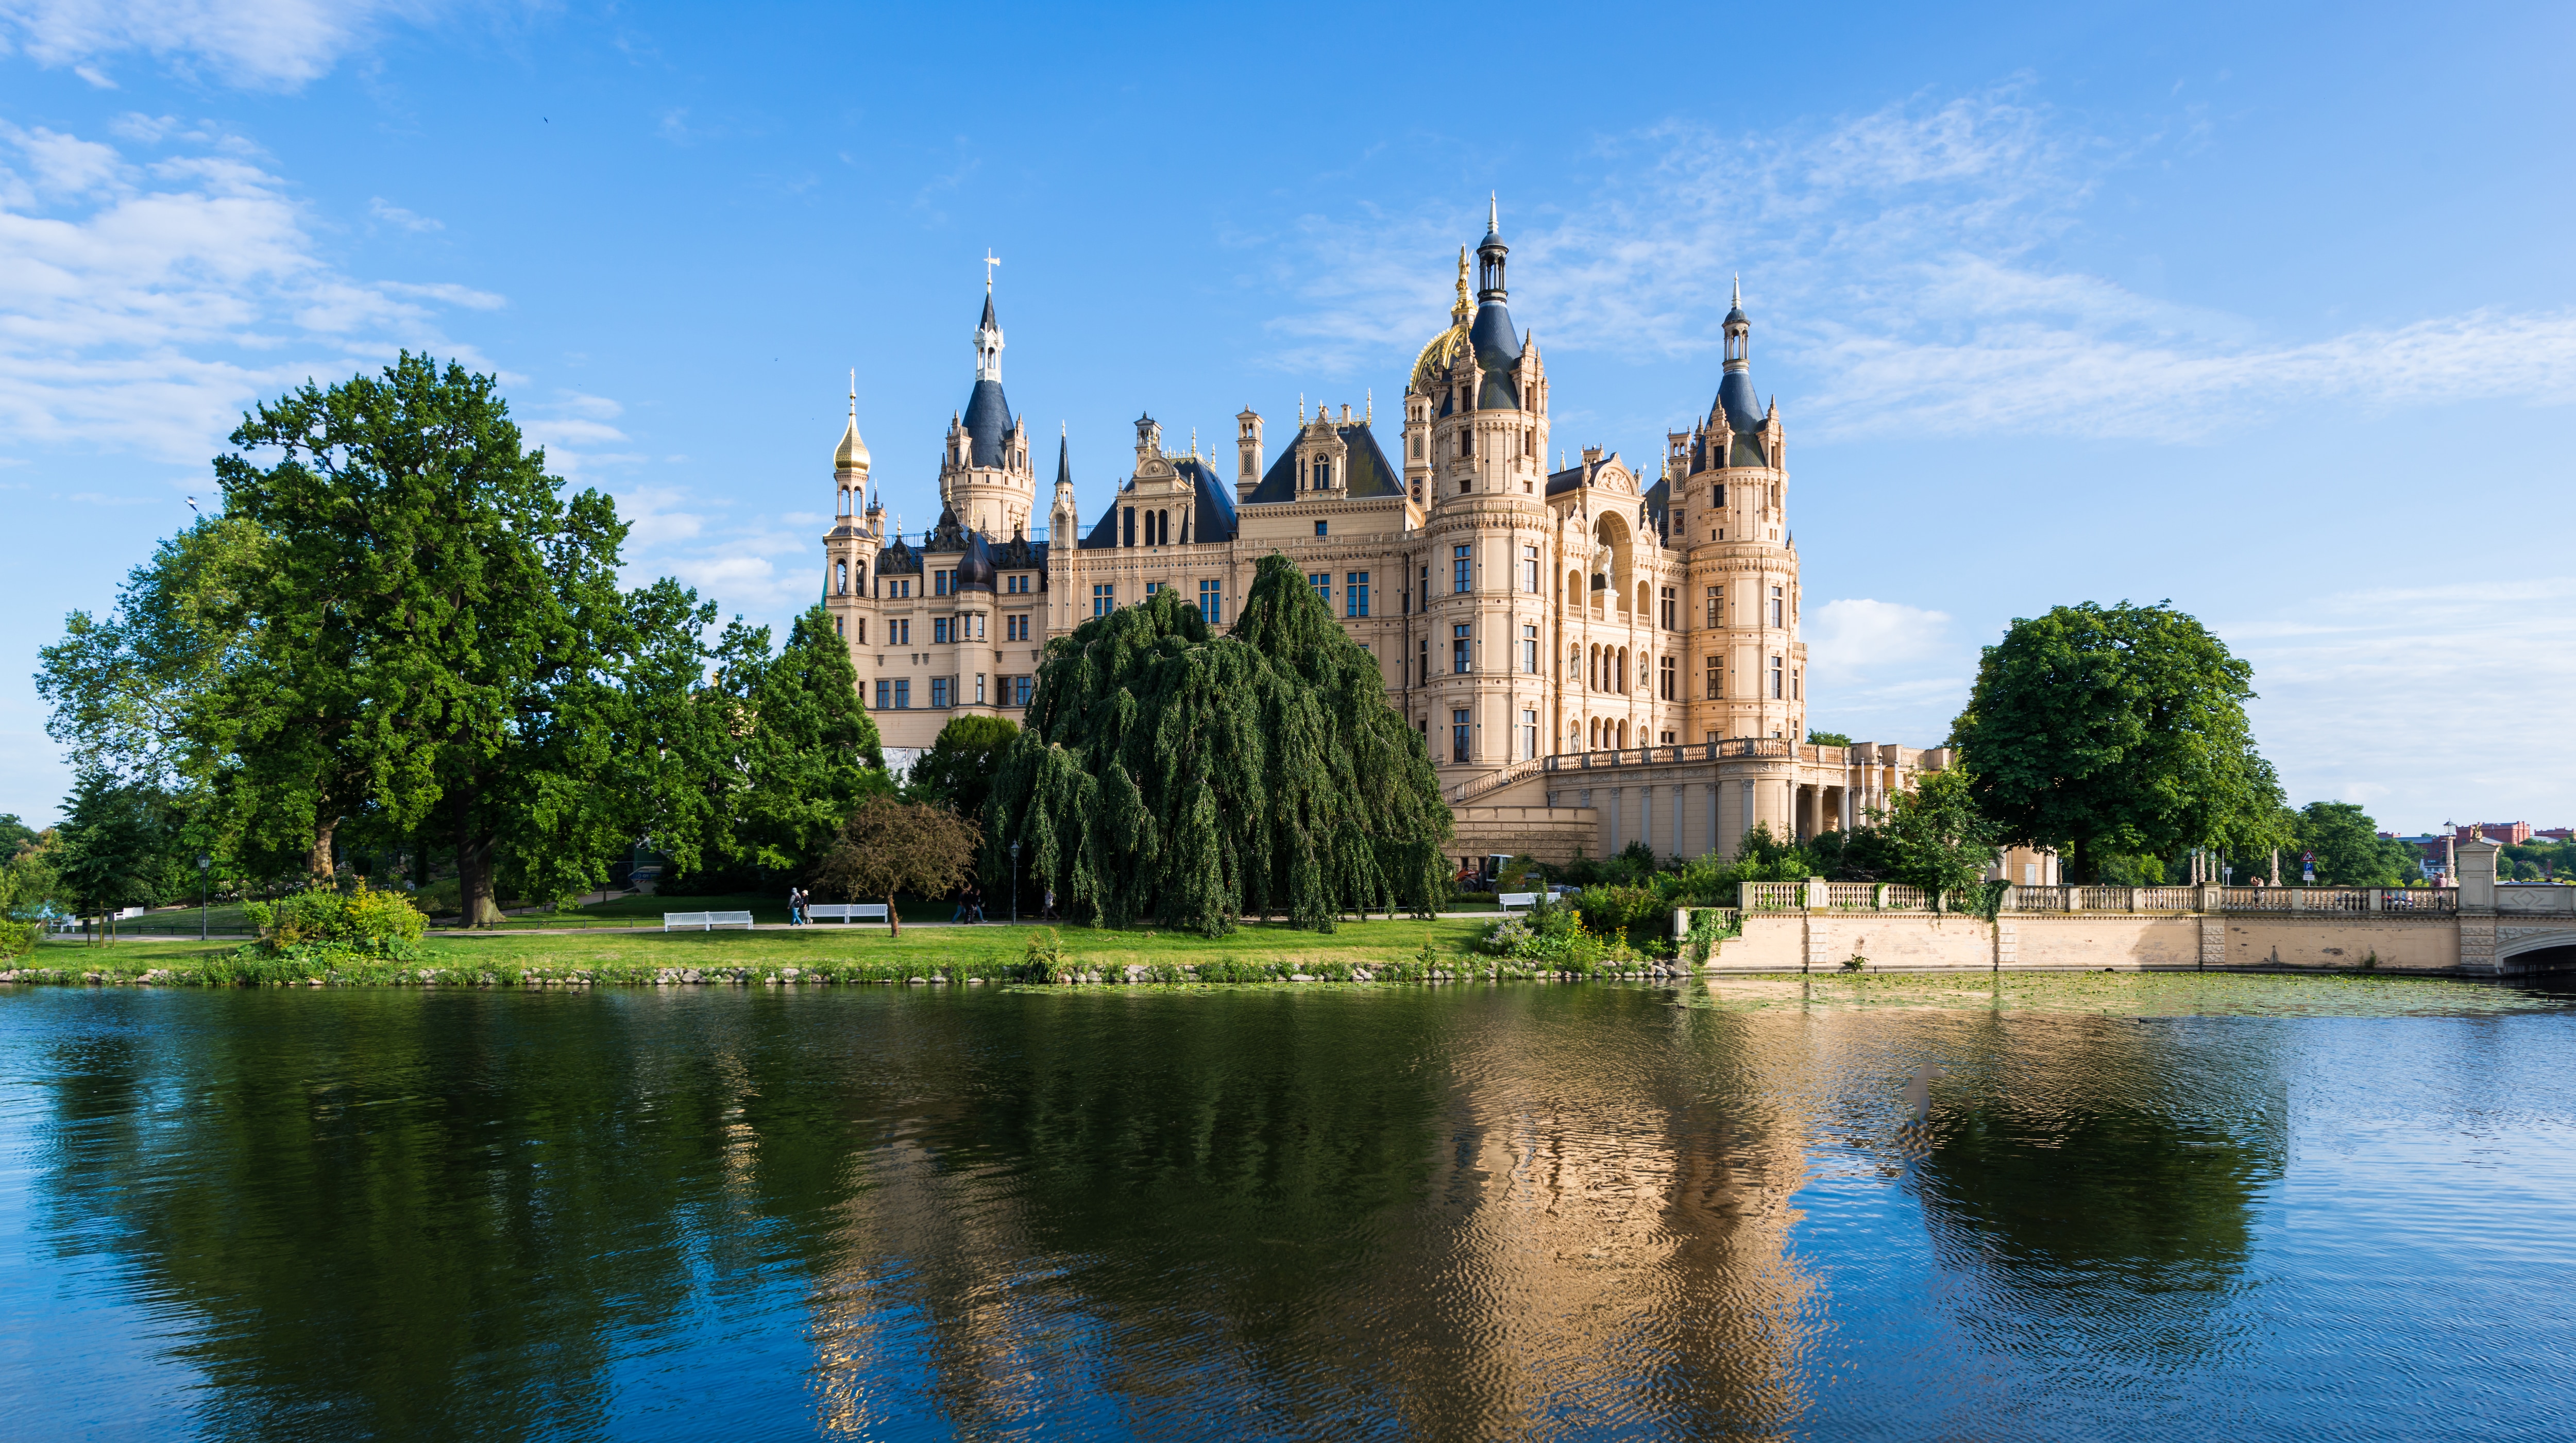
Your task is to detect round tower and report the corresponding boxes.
[822,374,885,665]
[1681,277,1804,746]
[940,277,1038,536]
[1418,199,1557,782]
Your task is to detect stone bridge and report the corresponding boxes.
[1692,840,2576,976]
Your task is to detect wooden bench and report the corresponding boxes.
[808,903,891,928]
[662,910,755,931]
[1497,892,1540,911]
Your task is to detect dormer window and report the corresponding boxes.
[1312,459,1331,490]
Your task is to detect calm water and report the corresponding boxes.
[5,979,2575,1440]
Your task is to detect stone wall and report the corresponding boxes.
[1451,807,1598,868]
[1708,910,2467,974]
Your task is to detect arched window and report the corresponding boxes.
[1312,459,1331,490]
[835,561,848,594]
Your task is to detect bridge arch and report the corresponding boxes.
[2495,927,2576,974]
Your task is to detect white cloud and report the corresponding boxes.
[2227,578,2576,829]
[0,0,450,91]
[1802,598,1970,744]
[0,121,503,462]
[1258,88,2576,439]
[368,197,443,233]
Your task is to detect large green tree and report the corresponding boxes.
[985,553,1450,934]
[52,769,175,934]
[2255,801,2420,886]
[1951,600,2287,881]
[691,605,888,878]
[209,354,701,926]
[911,714,1018,828]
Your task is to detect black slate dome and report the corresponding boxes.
[954,529,997,592]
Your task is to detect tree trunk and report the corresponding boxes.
[887,895,900,938]
[308,815,340,882]
[453,787,504,929]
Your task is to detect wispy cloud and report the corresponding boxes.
[0,0,453,92]
[2226,578,2576,828]
[1257,88,2576,440]
[1804,598,1970,743]
[0,120,504,462]
[368,196,443,232]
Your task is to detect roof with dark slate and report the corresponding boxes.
[1243,423,1403,506]
[1468,301,1522,410]
[962,379,1013,468]
[1076,457,1242,550]
[1715,370,1764,435]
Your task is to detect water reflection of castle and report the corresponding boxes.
[788,995,2280,1436]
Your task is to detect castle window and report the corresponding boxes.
[1522,624,1538,675]
[1013,675,1034,708]
[1705,656,1719,700]
[1460,429,1472,458]
[892,619,909,645]
[1123,507,1136,547]
[1452,545,1470,593]
[1659,655,1676,700]
[1093,583,1114,617]
[1707,585,1721,628]
[1452,623,1470,674]
[1451,709,1471,764]
[1346,573,1369,618]
[1660,586,1676,630]
[933,677,952,709]
[1200,578,1222,626]
[855,619,866,644]
[1522,710,1538,761]
[1522,545,1538,593]
[893,679,911,709]
[1770,585,1784,628]
[1412,435,1422,459]
[1310,573,1330,605]
[934,617,952,645]
[975,674,986,706]
[1713,485,1725,508]
[1315,520,1328,537]
[1144,581,1161,599]
[835,561,848,594]
[875,679,890,709]
[1793,668,1801,701]
[1771,656,1784,699]
[1313,459,1331,490]
[834,616,843,637]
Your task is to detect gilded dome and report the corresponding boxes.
[1408,247,1476,396]
[835,409,870,471]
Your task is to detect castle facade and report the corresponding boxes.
[819,210,1941,863]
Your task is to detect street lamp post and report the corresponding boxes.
[198,854,211,941]
[1010,842,1021,926]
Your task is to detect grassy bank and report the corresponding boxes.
[6,917,1594,987]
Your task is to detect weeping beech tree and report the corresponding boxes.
[985,552,1450,934]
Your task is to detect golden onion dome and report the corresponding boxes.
[1408,247,1477,396]
[834,404,870,471]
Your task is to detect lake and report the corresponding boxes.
[5,975,2574,1440]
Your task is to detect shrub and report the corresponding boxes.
[1021,928,1067,983]
[243,880,428,958]
[0,919,40,960]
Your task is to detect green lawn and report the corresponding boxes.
[13,915,1499,985]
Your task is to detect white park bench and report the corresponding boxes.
[1497,892,1540,911]
[808,903,891,928]
[663,910,755,931]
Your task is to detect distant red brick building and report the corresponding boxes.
[2458,822,2534,845]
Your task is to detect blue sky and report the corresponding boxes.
[2,0,2570,832]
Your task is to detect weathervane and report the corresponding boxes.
[983,250,1001,290]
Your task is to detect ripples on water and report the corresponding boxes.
[4,977,2574,1440]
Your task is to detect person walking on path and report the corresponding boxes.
[788,885,807,927]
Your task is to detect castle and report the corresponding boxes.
[819,206,1943,864]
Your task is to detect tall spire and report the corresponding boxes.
[834,369,870,472]
[1487,192,1498,235]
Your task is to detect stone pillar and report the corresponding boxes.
[2458,839,2501,975]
